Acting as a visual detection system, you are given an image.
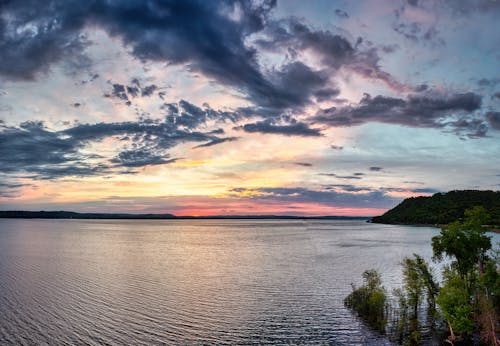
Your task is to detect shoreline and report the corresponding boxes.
[372,221,500,234]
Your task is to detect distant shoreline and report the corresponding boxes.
[371,220,500,234]
[0,210,370,220]
[2,211,498,233]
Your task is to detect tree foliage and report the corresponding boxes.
[436,268,475,336]
[347,206,500,345]
[432,206,492,280]
[432,207,498,344]
[402,256,425,316]
[372,190,500,225]
[396,255,439,345]
[344,269,388,333]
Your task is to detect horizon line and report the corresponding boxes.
[0,210,374,219]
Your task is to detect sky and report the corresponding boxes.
[0,0,499,216]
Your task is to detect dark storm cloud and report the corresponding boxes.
[255,17,412,92]
[105,79,160,104]
[62,121,151,141]
[382,187,440,194]
[323,184,366,192]
[230,187,399,209]
[486,112,500,130]
[237,119,321,137]
[1,0,494,145]
[0,103,241,178]
[64,118,220,150]
[192,137,238,149]
[319,173,363,180]
[334,9,349,19]
[63,101,237,146]
[161,100,240,129]
[0,121,112,179]
[109,149,177,168]
[314,88,340,102]
[0,0,90,80]
[313,92,487,137]
[412,188,440,193]
[477,78,500,87]
[126,85,140,98]
[0,0,431,116]
[381,44,400,54]
[414,84,429,92]
[0,182,27,189]
[445,0,500,15]
[256,18,354,68]
[450,117,488,138]
[173,100,208,128]
[0,121,85,172]
[323,184,439,195]
[141,84,158,97]
[0,181,32,197]
[30,164,111,180]
[4,1,326,112]
[260,61,330,110]
[107,83,128,101]
[101,0,326,112]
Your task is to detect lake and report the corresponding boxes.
[1,219,497,345]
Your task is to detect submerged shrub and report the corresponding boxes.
[344,269,388,333]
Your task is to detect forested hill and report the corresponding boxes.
[372,190,500,226]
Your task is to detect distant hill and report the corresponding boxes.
[372,190,500,226]
[0,210,370,220]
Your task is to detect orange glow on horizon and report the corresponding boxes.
[170,201,387,217]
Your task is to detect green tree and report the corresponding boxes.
[400,254,439,345]
[413,254,439,321]
[392,288,408,344]
[402,256,425,317]
[433,207,495,343]
[436,268,475,340]
[344,269,387,333]
[432,206,492,282]
[477,256,500,345]
[363,269,383,290]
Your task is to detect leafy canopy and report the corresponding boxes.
[432,206,491,279]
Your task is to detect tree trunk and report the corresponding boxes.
[447,321,456,345]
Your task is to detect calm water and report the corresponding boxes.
[1,219,495,345]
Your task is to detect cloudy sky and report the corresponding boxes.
[0,0,499,216]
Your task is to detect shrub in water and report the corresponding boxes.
[344,269,388,333]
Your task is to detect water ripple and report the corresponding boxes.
[0,219,470,345]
